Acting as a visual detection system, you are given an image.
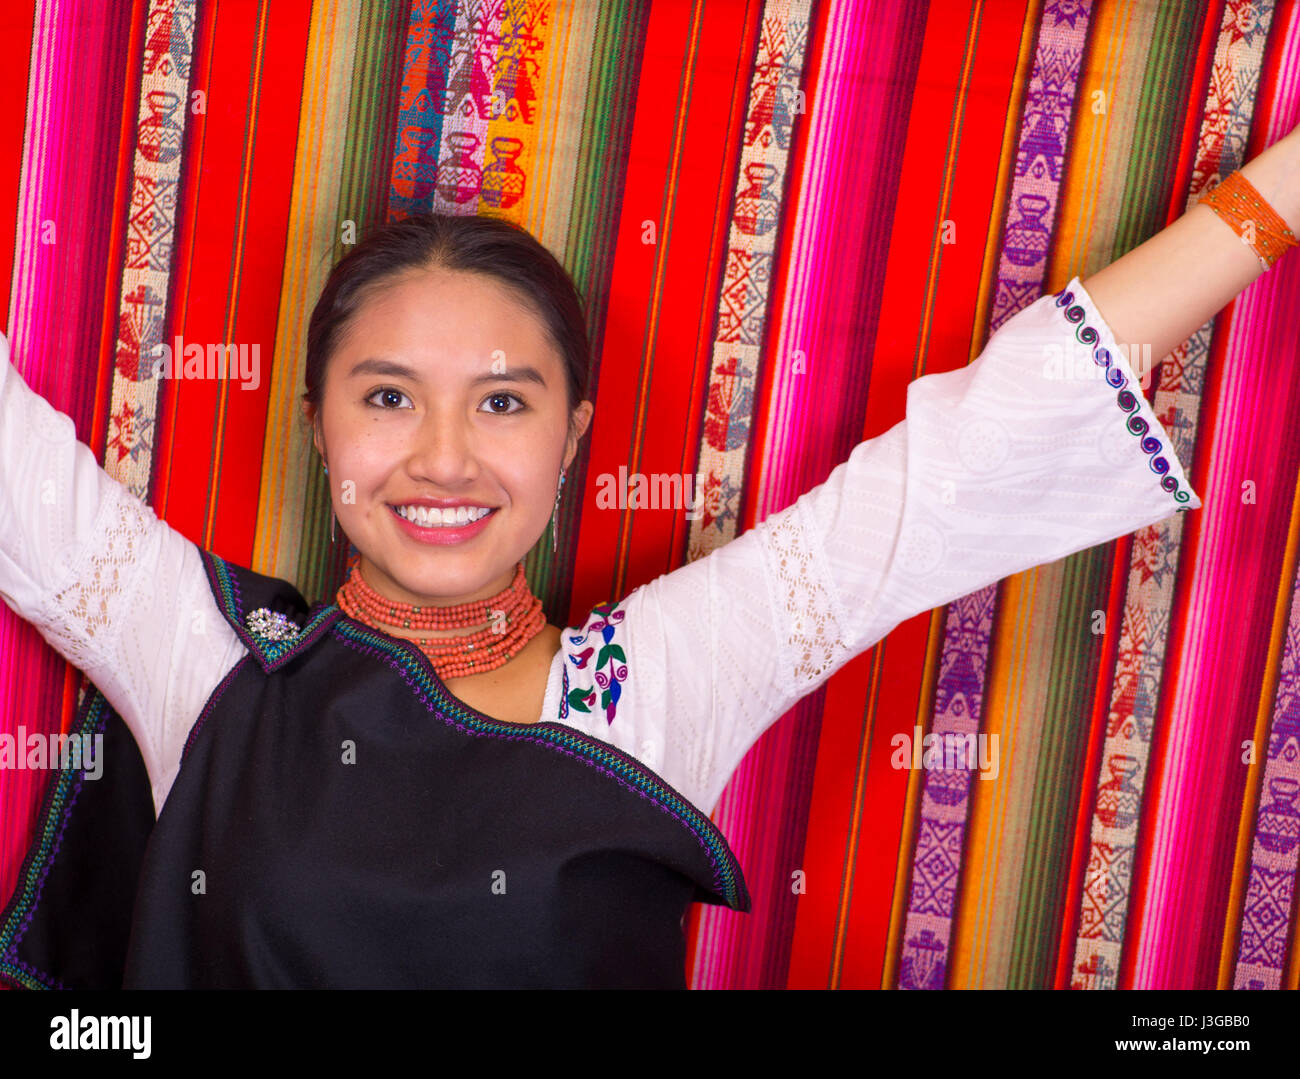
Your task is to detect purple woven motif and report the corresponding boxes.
[896,0,1095,990]
[1235,592,1300,987]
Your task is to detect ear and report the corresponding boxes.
[564,400,594,470]
[302,398,324,459]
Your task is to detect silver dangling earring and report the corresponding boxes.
[323,461,335,543]
[551,470,566,553]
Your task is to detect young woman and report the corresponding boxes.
[1,128,1296,989]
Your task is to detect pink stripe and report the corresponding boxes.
[0,0,126,914]
[1127,1,1300,989]
[1,0,72,903]
[692,0,907,988]
[1135,235,1300,987]
[755,0,898,519]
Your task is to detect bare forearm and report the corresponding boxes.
[1081,127,1300,365]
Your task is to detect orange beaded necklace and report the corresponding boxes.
[335,555,547,679]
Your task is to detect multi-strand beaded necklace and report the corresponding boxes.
[335,557,546,679]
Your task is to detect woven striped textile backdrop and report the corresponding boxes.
[1,0,1299,991]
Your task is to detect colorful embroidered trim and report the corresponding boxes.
[201,551,341,671]
[561,601,627,723]
[0,689,111,990]
[334,618,749,911]
[1053,287,1195,508]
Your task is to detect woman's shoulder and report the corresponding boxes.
[198,551,339,672]
[544,575,739,819]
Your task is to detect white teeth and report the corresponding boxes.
[394,504,492,527]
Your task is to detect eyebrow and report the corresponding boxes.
[345,358,549,388]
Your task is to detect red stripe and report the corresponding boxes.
[157,0,311,562]
[570,0,760,618]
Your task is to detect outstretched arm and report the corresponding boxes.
[559,129,1297,818]
[595,277,1200,817]
[1083,125,1300,361]
[0,335,247,812]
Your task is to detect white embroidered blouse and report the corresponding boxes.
[0,278,1201,820]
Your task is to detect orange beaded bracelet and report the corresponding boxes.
[1197,169,1298,271]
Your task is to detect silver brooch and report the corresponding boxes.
[245,607,301,641]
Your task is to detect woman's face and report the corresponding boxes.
[306,267,593,609]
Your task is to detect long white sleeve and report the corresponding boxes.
[0,332,247,814]
[545,278,1201,815]
[0,275,1202,826]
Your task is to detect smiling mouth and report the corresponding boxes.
[390,504,497,528]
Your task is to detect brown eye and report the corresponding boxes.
[366,388,413,409]
[482,392,524,415]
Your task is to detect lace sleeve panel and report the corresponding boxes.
[0,334,247,811]
[561,277,1201,816]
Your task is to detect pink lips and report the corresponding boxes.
[388,504,497,546]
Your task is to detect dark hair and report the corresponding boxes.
[304,213,590,423]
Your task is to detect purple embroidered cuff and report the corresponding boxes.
[1051,275,1202,512]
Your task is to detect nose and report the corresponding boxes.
[403,407,479,485]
